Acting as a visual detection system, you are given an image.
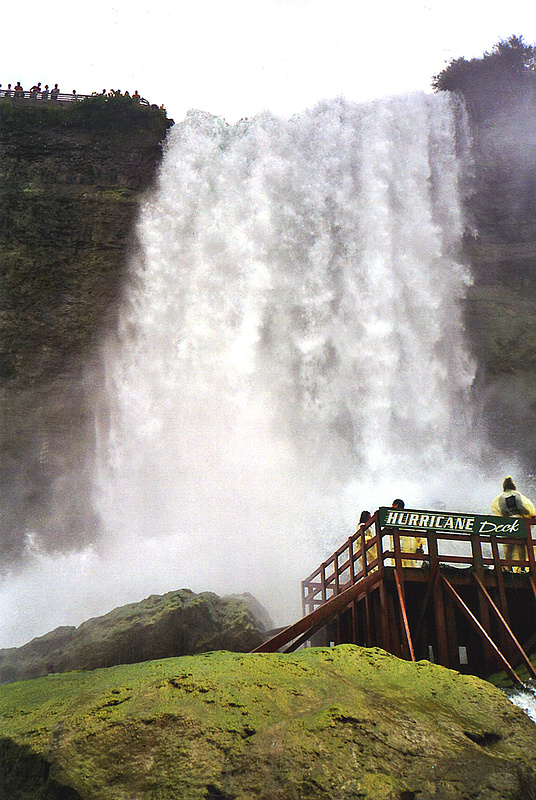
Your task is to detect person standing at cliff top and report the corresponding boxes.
[50,84,59,100]
[491,476,535,571]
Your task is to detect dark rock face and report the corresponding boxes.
[0,589,271,684]
[460,93,536,464]
[0,99,171,563]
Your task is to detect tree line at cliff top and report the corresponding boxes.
[433,34,536,122]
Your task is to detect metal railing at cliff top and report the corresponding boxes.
[0,90,151,105]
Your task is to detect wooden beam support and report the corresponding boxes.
[253,569,382,653]
[490,535,509,623]
[428,533,450,667]
[441,575,523,687]
[394,568,415,661]
[472,572,536,680]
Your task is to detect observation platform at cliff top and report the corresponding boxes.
[254,507,536,686]
[0,89,153,105]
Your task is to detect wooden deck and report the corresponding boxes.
[254,507,536,685]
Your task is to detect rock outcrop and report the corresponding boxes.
[0,96,172,562]
[0,644,535,799]
[434,42,536,465]
[0,589,272,685]
[462,99,536,465]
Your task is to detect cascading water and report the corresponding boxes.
[93,90,507,625]
[507,684,536,724]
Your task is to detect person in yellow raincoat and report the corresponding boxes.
[383,499,425,568]
[491,476,535,571]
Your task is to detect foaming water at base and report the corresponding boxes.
[507,684,536,725]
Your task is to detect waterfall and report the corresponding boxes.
[91,91,505,624]
[507,684,536,725]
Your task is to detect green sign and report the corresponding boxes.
[378,507,531,538]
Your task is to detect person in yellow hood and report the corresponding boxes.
[491,476,535,571]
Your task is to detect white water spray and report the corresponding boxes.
[0,92,515,647]
[93,91,499,626]
[508,684,536,725]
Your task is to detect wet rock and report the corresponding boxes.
[0,644,535,799]
[0,589,271,683]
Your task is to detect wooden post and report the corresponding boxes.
[428,531,449,667]
[488,535,513,659]
[379,580,390,653]
[393,528,403,574]
[361,528,368,577]
[445,595,460,669]
[321,563,327,604]
[523,521,536,604]
[490,536,509,622]
[413,569,435,660]
[471,533,493,674]
[351,599,359,644]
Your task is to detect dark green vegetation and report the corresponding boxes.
[0,94,170,137]
[434,37,536,464]
[0,97,172,561]
[433,35,536,123]
[0,589,271,685]
[1,645,535,799]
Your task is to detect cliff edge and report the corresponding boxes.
[0,96,172,561]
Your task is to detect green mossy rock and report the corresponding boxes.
[0,644,535,799]
[0,589,271,685]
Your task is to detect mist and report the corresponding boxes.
[0,92,525,650]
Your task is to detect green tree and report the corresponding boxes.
[432,35,536,122]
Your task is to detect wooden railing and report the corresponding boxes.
[255,507,536,681]
[302,509,536,616]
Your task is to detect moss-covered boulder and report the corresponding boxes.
[0,589,271,685]
[0,644,535,799]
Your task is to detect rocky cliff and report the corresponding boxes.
[1,645,535,799]
[462,100,536,464]
[0,589,272,684]
[0,96,172,562]
[435,40,536,464]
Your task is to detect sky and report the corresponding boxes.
[2,0,536,123]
